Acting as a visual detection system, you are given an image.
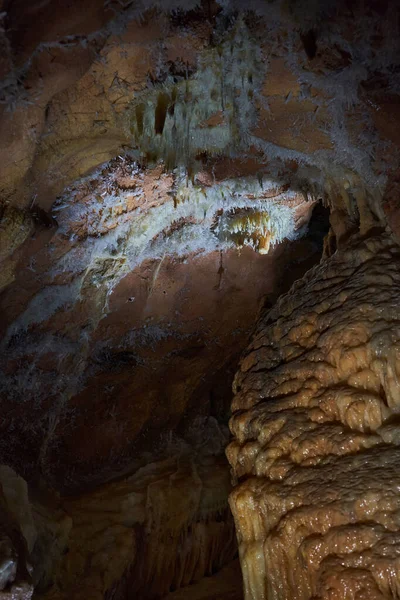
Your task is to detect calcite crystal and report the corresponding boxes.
[0,0,400,598]
[0,156,316,493]
[227,232,400,599]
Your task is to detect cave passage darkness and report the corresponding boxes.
[0,0,400,599]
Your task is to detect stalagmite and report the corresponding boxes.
[227,232,400,600]
[0,0,400,597]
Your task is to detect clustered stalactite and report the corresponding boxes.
[0,155,313,493]
[0,0,400,598]
[227,231,400,599]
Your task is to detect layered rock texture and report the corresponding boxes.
[0,450,236,600]
[228,233,400,599]
[0,0,400,598]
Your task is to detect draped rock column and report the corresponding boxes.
[227,233,400,600]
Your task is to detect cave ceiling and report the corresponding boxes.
[0,0,400,599]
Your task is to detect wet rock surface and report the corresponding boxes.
[228,233,400,599]
[0,0,400,598]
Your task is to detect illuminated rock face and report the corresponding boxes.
[227,232,400,600]
[0,139,321,600]
[0,0,400,598]
[0,157,318,493]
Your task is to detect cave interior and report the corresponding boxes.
[0,0,400,599]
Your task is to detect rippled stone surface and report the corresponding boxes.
[1,1,400,597]
[0,451,237,600]
[227,233,400,600]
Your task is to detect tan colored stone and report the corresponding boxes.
[254,96,333,154]
[199,110,226,128]
[0,206,33,261]
[262,58,301,98]
[228,233,400,600]
[38,454,235,600]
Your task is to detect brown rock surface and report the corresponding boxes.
[227,233,400,599]
[254,96,332,154]
[37,453,236,600]
[162,560,243,600]
[0,470,34,600]
[0,455,238,600]
[0,157,320,493]
[0,0,398,219]
[0,0,400,598]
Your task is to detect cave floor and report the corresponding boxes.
[162,560,243,600]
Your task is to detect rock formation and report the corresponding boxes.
[0,0,399,598]
[228,232,400,599]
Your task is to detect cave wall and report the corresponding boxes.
[0,452,236,600]
[1,0,399,492]
[228,233,400,599]
[1,0,399,213]
[0,157,318,492]
[0,0,400,599]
